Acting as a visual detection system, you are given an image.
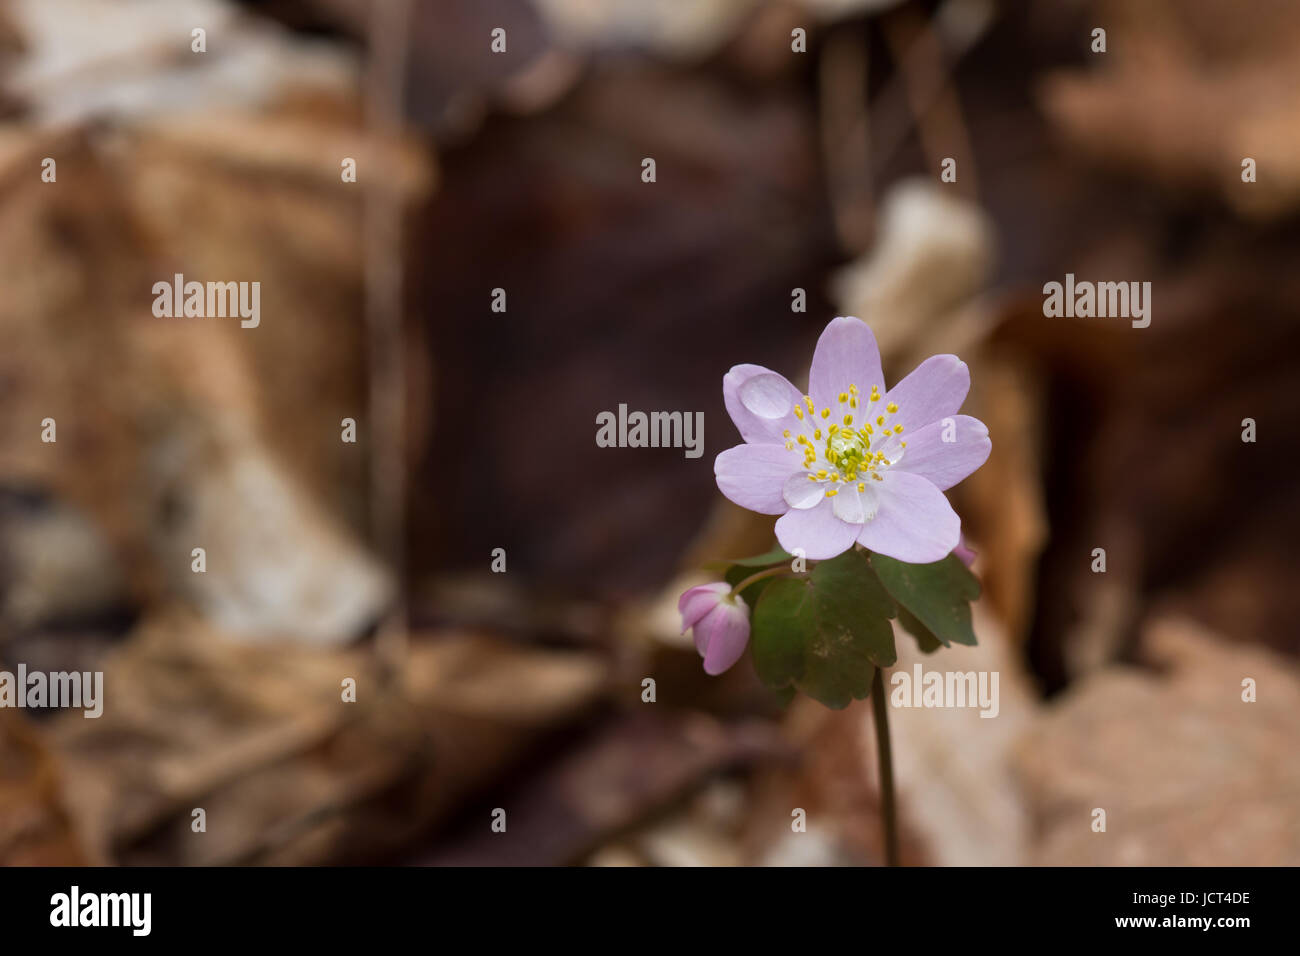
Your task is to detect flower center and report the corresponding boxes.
[782,383,908,494]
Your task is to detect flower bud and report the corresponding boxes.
[678,582,751,675]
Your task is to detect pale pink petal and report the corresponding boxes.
[775,496,860,560]
[807,317,885,414]
[883,354,970,432]
[678,582,729,639]
[715,443,800,515]
[723,364,803,444]
[783,472,825,510]
[856,471,961,563]
[698,599,751,675]
[892,414,990,490]
[953,535,977,567]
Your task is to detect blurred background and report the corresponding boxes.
[2,0,1298,866]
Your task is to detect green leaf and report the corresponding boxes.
[705,547,792,573]
[868,553,980,648]
[770,684,797,708]
[729,547,793,567]
[750,549,897,709]
[896,606,944,654]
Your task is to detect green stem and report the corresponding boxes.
[728,565,791,597]
[871,667,900,866]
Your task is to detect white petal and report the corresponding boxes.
[783,472,825,510]
[831,482,878,524]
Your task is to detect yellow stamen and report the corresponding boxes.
[793,405,804,420]
[886,402,898,413]
[820,408,830,419]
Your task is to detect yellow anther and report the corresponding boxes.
[832,473,841,482]
[816,470,828,479]
[858,483,866,492]
[807,474,818,481]
[886,402,898,413]
[838,392,848,403]
[804,395,815,412]
[895,425,904,434]
[865,424,873,435]
[820,408,830,419]
[783,429,791,438]
[785,441,794,450]
[813,429,822,440]
[900,441,907,448]
[796,434,807,445]
[826,489,839,497]
[849,384,859,395]
[843,415,853,426]
[793,405,803,420]
[876,416,885,426]
[828,423,839,435]
[850,397,858,408]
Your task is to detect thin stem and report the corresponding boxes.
[728,565,792,597]
[871,667,900,866]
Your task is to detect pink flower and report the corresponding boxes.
[715,316,990,563]
[678,582,751,675]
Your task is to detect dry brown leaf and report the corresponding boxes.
[1017,616,1300,865]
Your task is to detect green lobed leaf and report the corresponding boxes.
[726,547,793,568]
[868,553,980,648]
[895,606,944,654]
[704,547,793,575]
[750,549,897,709]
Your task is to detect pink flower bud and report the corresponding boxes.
[678,582,751,675]
[952,534,977,568]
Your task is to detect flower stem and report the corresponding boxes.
[728,565,791,597]
[871,667,900,866]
